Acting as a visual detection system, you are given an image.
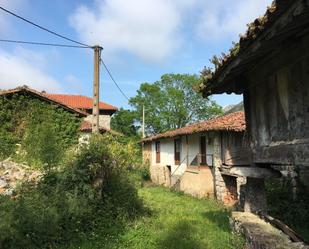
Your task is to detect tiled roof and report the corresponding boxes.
[0,86,88,117]
[46,94,118,112]
[80,120,109,132]
[201,0,300,95]
[80,120,122,135]
[142,112,245,142]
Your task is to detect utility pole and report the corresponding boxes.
[142,105,145,138]
[92,45,103,133]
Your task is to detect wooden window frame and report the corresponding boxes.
[155,141,160,164]
[174,138,181,165]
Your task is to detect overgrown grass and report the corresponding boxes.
[66,186,244,249]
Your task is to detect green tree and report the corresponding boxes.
[130,74,222,134]
[111,108,139,137]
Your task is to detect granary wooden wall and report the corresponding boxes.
[243,32,309,168]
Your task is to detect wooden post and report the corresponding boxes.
[142,105,145,138]
[186,135,189,167]
[92,45,103,133]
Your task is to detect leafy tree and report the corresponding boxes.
[130,74,223,134]
[111,108,139,137]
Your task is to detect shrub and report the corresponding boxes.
[0,133,144,249]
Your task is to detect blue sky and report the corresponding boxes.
[0,0,272,109]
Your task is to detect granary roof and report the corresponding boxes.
[45,94,118,112]
[200,0,308,96]
[142,111,245,142]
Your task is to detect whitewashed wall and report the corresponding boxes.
[150,132,216,177]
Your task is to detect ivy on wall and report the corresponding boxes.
[0,93,81,166]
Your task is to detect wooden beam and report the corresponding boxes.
[224,147,252,166]
[222,167,281,179]
[254,143,309,166]
[262,214,305,243]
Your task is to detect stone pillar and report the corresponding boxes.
[213,133,226,201]
[244,177,267,214]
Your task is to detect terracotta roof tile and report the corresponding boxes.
[80,120,122,135]
[142,112,245,142]
[46,94,118,111]
[80,120,109,132]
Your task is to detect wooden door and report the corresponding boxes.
[155,141,160,164]
[200,136,206,165]
[174,138,181,165]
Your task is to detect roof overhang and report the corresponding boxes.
[202,0,309,97]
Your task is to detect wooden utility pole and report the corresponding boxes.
[92,45,103,133]
[142,105,145,138]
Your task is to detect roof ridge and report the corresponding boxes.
[142,111,245,142]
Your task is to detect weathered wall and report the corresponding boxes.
[149,163,170,187]
[142,141,152,165]
[147,131,249,205]
[84,114,111,129]
[244,33,309,169]
[179,167,214,198]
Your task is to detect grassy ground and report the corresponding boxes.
[66,186,244,249]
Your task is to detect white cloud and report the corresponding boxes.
[0,0,28,35]
[69,0,197,63]
[0,47,62,92]
[70,0,274,62]
[195,0,273,41]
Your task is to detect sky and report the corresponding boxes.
[0,0,273,109]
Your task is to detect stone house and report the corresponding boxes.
[0,85,118,133]
[201,0,309,212]
[142,112,250,205]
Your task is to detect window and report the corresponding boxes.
[155,141,160,164]
[174,138,181,165]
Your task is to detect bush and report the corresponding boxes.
[0,134,144,249]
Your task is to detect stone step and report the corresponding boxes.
[230,211,309,249]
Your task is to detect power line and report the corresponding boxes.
[100,59,130,101]
[0,39,90,48]
[0,6,92,48]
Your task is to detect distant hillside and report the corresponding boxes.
[223,102,244,114]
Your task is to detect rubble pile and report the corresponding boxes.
[0,160,41,195]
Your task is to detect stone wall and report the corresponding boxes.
[213,135,247,206]
[0,160,41,196]
[150,164,170,187]
[231,212,309,249]
[179,167,214,198]
[84,114,111,129]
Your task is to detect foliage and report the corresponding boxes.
[66,186,244,249]
[130,74,223,135]
[111,108,140,137]
[0,134,144,249]
[0,93,81,165]
[266,179,309,242]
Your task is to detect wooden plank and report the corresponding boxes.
[262,214,305,243]
[254,143,309,166]
[224,147,252,166]
[227,167,281,179]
